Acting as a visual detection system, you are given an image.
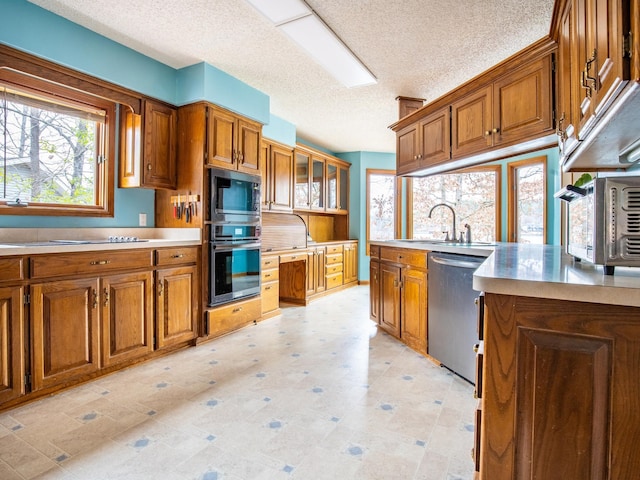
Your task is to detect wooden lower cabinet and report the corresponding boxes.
[399,267,427,353]
[101,271,154,367]
[479,293,640,480]
[343,241,358,284]
[0,285,25,404]
[306,247,326,297]
[31,278,101,391]
[371,245,428,354]
[261,254,280,317]
[156,265,198,349]
[207,296,261,337]
[379,263,402,337]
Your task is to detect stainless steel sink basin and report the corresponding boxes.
[394,239,496,246]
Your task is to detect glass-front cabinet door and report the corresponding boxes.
[327,162,338,210]
[295,150,310,209]
[311,156,325,210]
[326,161,349,213]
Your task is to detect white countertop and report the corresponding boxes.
[0,228,201,256]
[373,240,640,308]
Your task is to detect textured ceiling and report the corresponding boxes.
[28,0,555,154]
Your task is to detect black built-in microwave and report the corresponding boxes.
[209,167,261,222]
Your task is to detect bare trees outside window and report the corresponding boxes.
[1,85,105,207]
[410,167,500,243]
[366,170,399,252]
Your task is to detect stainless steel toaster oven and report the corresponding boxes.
[556,176,640,275]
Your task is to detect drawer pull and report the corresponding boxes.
[232,307,242,313]
[265,286,272,290]
[265,273,271,278]
[171,254,185,259]
[90,260,111,266]
[473,343,480,353]
[264,261,272,265]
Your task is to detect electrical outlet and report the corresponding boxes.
[139,213,147,226]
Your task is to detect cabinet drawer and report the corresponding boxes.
[261,282,279,313]
[261,268,279,282]
[325,253,343,265]
[155,246,198,266]
[326,272,343,289]
[207,296,261,335]
[261,256,279,270]
[326,244,344,255]
[370,245,380,259]
[0,257,25,282]
[30,250,154,279]
[325,263,343,275]
[279,252,306,263]
[380,247,426,268]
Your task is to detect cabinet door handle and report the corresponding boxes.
[92,289,98,309]
[103,288,110,307]
[157,281,164,297]
[90,260,111,266]
[485,130,491,136]
[146,163,152,171]
[492,127,500,134]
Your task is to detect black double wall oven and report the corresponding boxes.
[208,168,262,306]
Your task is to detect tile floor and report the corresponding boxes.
[0,286,476,480]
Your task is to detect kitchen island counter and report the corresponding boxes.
[473,243,640,307]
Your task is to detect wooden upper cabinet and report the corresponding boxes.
[451,86,493,158]
[452,56,553,157]
[397,107,451,175]
[391,39,556,175]
[119,99,177,189]
[207,105,262,174]
[261,139,294,212]
[143,100,177,189]
[326,161,349,213]
[493,55,554,146]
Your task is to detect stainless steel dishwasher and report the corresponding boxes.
[427,252,484,384]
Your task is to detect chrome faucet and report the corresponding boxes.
[428,203,456,242]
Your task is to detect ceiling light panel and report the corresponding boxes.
[245,0,376,88]
[245,0,311,25]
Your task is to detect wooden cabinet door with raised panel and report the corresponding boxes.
[315,247,326,293]
[269,143,294,211]
[400,267,427,353]
[379,263,401,338]
[369,260,380,323]
[237,118,261,174]
[0,286,25,404]
[156,265,198,349]
[396,122,420,175]
[493,56,553,146]
[481,293,640,480]
[31,278,101,391]
[101,271,154,367]
[451,85,493,158]
[343,243,358,284]
[419,107,451,166]
[207,107,236,168]
[143,100,177,189]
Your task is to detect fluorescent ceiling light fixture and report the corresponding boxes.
[246,0,377,88]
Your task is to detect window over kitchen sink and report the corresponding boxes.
[409,166,500,243]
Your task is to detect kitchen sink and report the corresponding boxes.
[394,239,496,247]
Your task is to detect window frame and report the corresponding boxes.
[0,44,143,217]
[507,156,547,243]
[366,168,401,255]
[407,165,502,241]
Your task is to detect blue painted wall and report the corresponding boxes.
[0,0,272,228]
[263,115,297,147]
